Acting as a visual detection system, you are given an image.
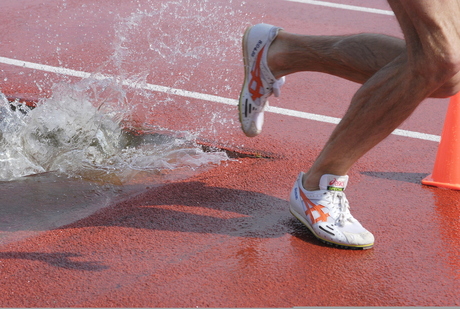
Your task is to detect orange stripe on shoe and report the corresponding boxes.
[298,187,330,223]
[249,46,265,102]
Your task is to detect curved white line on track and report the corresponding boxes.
[0,56,440,142]
[284,0,394,16]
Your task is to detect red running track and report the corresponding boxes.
[0,0,459,307]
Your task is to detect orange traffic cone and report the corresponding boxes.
[422,93,460,190]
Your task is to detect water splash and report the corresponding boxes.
[0,0,252,184]
[99,0,247,137]
[0,79,228,184]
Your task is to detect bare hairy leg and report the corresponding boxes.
[300,0,460,190]
[268,23,460,100]
[268,32,404,84]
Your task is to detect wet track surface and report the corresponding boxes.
[0,0,459,307]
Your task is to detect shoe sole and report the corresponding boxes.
[238,25,258,137]
[289,205,374,250]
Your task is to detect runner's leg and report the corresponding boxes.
[301,0,460,189]
[268,4,460,99]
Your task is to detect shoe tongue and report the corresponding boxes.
[319,174,349,191]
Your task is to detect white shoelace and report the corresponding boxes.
[324,191,353,227]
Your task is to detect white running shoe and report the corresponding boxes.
[289,172,374,249]
[239,23,285,137]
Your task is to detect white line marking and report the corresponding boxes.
[285,0,394,16]
[0,56,440,142]
[268,106,440,142]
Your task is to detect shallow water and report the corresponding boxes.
[0,82,228,185]
[0,0,249,241]
[0,0,249,184]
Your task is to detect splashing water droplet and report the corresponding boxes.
[0,0,252,184]
[0,78,228,184]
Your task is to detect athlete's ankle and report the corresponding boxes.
[267,30,287,79]
[302,172,321,191]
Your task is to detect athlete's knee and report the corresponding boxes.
[431,50,460,96]
[392,0,460,96]
[431,70,460,98]
[413,50,460,96]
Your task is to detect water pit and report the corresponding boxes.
[0,0,254,243]
[0,88,229,245]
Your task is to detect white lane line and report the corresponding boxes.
[0,56,440,142]
[285,0,394,16]
[268,106,440,142]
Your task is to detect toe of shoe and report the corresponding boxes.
[343,230,375,247]
[242,121,261,137]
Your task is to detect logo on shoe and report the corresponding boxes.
[329,178,344,187]
[327,178,345,191]
[249,46,265,102]
[298,187,330,223]
[251,40,263,57]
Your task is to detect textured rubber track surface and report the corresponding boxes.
[0,0,459,307]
